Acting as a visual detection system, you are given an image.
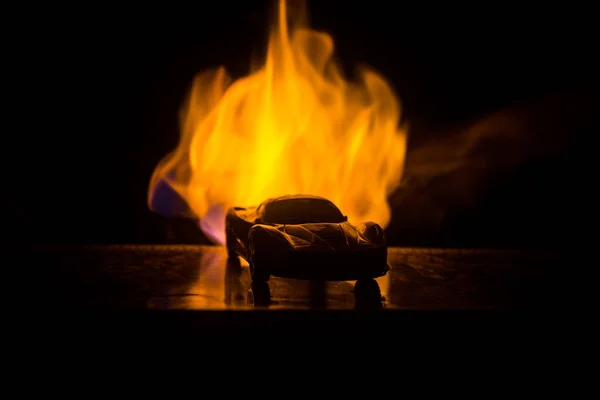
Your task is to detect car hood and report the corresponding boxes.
[270,222,380,251]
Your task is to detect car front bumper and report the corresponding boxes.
[265,246,389,281]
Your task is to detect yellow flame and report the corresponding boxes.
[148,0,408,244]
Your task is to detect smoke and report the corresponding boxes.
[387,88,592,246]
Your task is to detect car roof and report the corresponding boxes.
[262,194,333,205]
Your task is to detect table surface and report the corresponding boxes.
[36,245,560,310]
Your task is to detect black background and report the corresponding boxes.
[10,0,596,248]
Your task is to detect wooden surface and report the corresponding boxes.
[36,245,559,310]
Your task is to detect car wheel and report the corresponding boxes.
[248,236,271,282]
[225,226,237,258]
[353,279,382,303]
[249,282,271,306]
[249,258,271,283]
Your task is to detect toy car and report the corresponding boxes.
[225,194,390,282]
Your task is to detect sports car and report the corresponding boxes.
[225,194,389,282]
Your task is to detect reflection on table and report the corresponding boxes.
[226,256,385,310]
[41,244,557,309]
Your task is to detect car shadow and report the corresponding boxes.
[241,269,384,310]
[224,256,275,308]
[224,256,248,307]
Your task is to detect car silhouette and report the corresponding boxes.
[225,194,389,282]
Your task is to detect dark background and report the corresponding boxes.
[10,0,596,248]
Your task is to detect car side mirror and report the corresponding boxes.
[256,218,263,224]
[343,215,348,221]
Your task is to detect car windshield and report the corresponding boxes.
[262,198,345,224]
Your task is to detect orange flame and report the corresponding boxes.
[148,0,408,244]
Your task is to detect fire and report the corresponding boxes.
[148,0,408,244]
